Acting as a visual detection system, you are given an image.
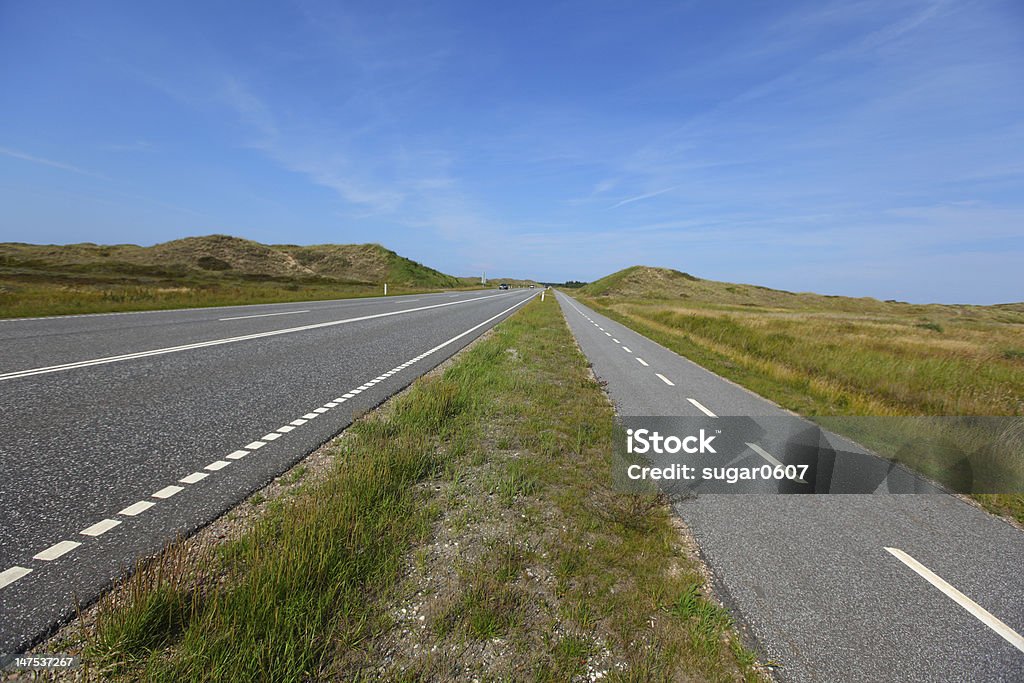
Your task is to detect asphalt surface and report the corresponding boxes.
[556,291,1024,683]
[0,288,536,653]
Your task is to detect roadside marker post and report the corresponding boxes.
[384,283,388,296]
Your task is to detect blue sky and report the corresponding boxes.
[1,0,1022,303]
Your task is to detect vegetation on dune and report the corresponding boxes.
[0,235,476,317]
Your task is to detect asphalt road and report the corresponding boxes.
[0,288,536,653]
[556,292,1024,683]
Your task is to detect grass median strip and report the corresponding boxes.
[57,295,763,682]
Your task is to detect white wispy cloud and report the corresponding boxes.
[0,146,104,178]
[610,185,680,209]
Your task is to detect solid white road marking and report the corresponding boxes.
[152,485,184,499]
[0,291,516,382]
[0,566,32,589]
[687,398,717,417]
[180,472,209,483]
[622,347,632,353]
[226,450,249,460]
[262,432,282,441]
[246,441,267,449]
[219,310,310,321]
[636,358,649,366]
[81,519,121,536]
[119,500,156,516]
[656,373,675,386]
[205,460,230,471]
[34,540,81,561]
[885,547,1024,654]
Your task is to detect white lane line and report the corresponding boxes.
[0,566,32,589]
[119,500,156,516]
[333,397,347,403]
[219,310,310,321]
[205,460,230,471]
[324,401,338,407]
[885,547,1024,654]
[0,291,515,382]
[81,519,121,536]
[687,398,717,417]
[34,540,81,561]
[612,338,619,343]
[342,393,355,399]
[152,485,184,499]
[302,413,318,420]
[605,332,612,337]
[350,389,362,395]
[262,432,282,441]
[636,358,649,367]
[746,442,784,467]
[290,419,308,426]
[656,373,675,386]
[226,450,249,460]
[314,407,329,413]
[277,425,295,433]
[180,471,209,483]
[246,440,267,449]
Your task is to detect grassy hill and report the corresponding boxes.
[0,235,468,317]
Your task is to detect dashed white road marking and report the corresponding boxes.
[885,547,1024,654]
[612,338,619,343]
[34,540,81,561]
[324,402,338,408]
[119,500,156,516]
[0,291,540,597]
[152,485,184,499]
[81,519,121,536]
[746,442,784,468]
[687,398,717,417]
[636,358,649,367]
[656,373,675,386]
[219,310,310,321]
[0,566,32,589]
[622,346,632,353]
[350,389,363,395]
[342,393,355,399]
[604,332,612,337]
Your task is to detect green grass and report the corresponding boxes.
[79,295,763,682]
